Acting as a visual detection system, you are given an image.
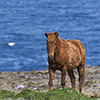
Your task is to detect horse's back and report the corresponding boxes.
[65,39,86,58]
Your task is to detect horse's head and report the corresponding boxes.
[45,31,59,60]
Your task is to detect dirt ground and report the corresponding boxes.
[0,65,100,97]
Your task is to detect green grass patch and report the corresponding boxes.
[0,88,99,100]
[0,90,15,99]
[14,89,45,100]
[46,88,91,100]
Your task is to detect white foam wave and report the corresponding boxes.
[8,42,15,46]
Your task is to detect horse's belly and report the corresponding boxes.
[68,56,81,69]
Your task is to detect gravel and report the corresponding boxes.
[0,65,100,97]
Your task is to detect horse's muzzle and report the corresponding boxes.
[48,55,54,60]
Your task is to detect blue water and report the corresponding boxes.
[0,0,100,71]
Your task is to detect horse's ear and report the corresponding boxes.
[54,31,59,38]
[45,33,48,37]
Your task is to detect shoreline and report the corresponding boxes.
[0,65,100,97]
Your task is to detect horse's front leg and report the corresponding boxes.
[49,68,55,90]
[61,65,67,89]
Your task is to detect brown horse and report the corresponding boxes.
[45,31,86,93]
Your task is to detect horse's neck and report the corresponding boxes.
[56,37,65,48]
[55,37,66,55]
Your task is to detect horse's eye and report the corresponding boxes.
[55,43,56,45]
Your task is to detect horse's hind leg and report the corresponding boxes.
[68,69,75,89]
[77,64,85,93]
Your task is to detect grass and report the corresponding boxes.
[0,88,99,100]
[0,90,15,99]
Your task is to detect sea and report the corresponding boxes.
[0,0,100,71]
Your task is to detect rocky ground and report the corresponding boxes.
[0,65,100,97]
